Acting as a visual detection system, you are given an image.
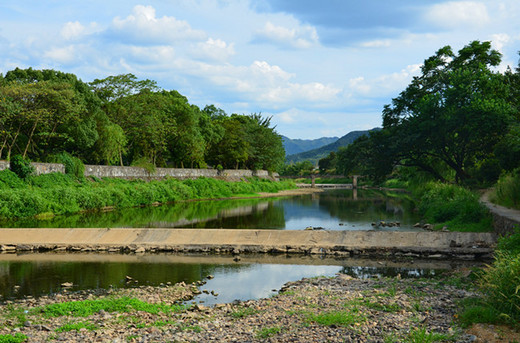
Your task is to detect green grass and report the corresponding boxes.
[0,170,296,220]
[417,181,493,232]
[256,326,283,339]
[55,321,98,332]
[0,334,27,343]
[405,327,456,343]
[230,306,259,319]
[35,296,188,317]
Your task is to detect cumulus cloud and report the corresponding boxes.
[425,1,490,29]
[43,45,77,64]
[349,64,421,97]
[110,5,206,45]
[254,21,319,49]
[190,38,235,62]
[61,21,86,40]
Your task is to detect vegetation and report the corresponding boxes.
[0,69,285,172]
[491,169,520,210]
[0,170,295,220]
[326,41,520,188]
[0,334,27,343]
[459,228,520,327]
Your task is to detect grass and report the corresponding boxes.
[417,181,492,232]
[0,170,296,220]
[230,306,259,319]
[405,327,456,343]
[35,296,188,317]
[491,169,520,210]
[0,334,27,343]
[256,326,283,339]
[55,321,98,332]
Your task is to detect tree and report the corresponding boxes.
[89,73,159,103]
[382,41,514,183]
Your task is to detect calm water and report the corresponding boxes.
[0,253,483,303]
[0,189,421,231]
[0,189,435,302]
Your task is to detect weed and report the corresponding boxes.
[256,326,282,339]
[230,306,259,319]
[0,334,27,343]
[405,327,455,343]
[55,321,98,332]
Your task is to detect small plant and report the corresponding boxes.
[230,306,259,319]
[405,327,454,343]
[9,155,34,179]
[59,152,85,178]
[256,326,282,339]
[55,321,98,332]
[0,333,27,343]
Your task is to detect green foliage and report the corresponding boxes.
[55,321,98,332]
[0,170,25,189]
[418,182,492,232]
[405,327,454,343]
[497,227,520,255]
[280,160,315,176]
[492,169,520,209]
[37,296,187,317]
[478,251,520,323]
[59,153,85,178]
[0,334,27,343]
[256,326,282,339]
[230,306,259,318]
[9,155,34,179]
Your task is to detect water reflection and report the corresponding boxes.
[0,253,483,303]
[0,189,420,231]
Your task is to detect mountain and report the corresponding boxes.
[281,136,339,156]
[286,128,379,164]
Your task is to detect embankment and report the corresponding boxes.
[0,228,495,259]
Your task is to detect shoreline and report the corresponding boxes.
[2,272,513,342]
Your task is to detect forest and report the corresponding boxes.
[0,70,285,172]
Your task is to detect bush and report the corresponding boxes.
[0,170,25,189]
[492,169,520,210]
[418,182,492,232]
[9,155,34,179]
[59,153,85,178]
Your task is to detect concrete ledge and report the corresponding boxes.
[0,229,496,260]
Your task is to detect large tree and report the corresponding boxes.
[382,41,514,183]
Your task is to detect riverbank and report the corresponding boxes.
[2,272,515,342]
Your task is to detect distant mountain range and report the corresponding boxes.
[284,128,379,164]
[281,136,339,156]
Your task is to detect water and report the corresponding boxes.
[0,253,482,303]
[0,189,447,303]
[0,189,421,231]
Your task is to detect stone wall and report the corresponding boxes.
[0,160,278,181]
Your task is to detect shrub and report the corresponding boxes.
[0,170,25,189]
[9,155,34,179]
[492,169,520,210]
[59,153,85,178]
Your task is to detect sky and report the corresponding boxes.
[0,1,519,139]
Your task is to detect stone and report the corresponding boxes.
[135,247,146,253]
[61,282,73,288]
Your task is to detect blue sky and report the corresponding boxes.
[1,1,519,139]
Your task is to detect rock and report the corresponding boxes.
[135,247,146,253]
[304,226,313,230]
[233,256,241,262]
[206,275,214,279]
[413,222,422,228]
[61,282,73,288]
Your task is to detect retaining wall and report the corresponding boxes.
[0,161,277,181]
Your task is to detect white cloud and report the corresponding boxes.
[425,1,490,29]
[360,39,391,48]
[254,21,319,49]
[191,38,235,62]
[111,5,206,45]
[349,64,421,97]
[43,45,77,64]
[61,21,86,40]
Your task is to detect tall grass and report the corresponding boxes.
[0,170,295,220]
[491,169,520,210]
[417,182,492,232]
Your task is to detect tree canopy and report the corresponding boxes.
[0,69,285,171]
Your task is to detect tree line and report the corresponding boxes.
[319,41,520,186]
[0,69,285,171]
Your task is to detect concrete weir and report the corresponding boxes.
[0,228,496,259]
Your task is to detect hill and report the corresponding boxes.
[281,136,338,156]
[286,128,379,164]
